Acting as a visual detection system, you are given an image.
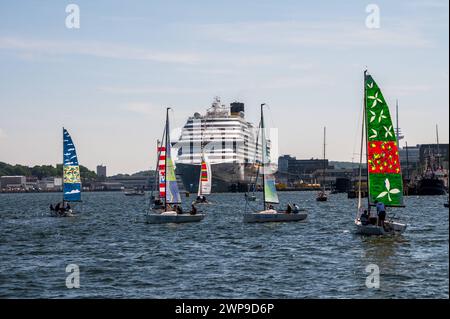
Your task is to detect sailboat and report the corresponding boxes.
[354,71,407,235]
[243,104,307,223]
[50,128,82,217]
[147,108,205,224]
[316,126,328,202]
[194,154,211,204]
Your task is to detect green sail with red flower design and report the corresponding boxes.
[365,73,404,207]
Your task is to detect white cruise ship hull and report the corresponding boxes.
[177,162,258,193]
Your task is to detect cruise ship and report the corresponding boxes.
[174,97,273,193]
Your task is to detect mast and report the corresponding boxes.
[261,103,266,209]
[322,126,326,191]
[363,70,371,211]
[164,107,170,211]
[357,104,365,210]
[395,100,400,146]
[62,127,64,205]
[198,116,204,197]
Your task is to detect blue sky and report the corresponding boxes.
[0,0,448,175]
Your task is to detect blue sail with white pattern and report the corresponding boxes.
[63,128,82,202]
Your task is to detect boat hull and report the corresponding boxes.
[177,162,258,193]
[244,210,307,223]
[50,210,76,217]
[355,219,407,235]
[415,177,447,195]
[146,211,205,224]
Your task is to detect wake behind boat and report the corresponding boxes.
[147,108,205,224]
[244,104,307,223]
[50,128,82,217]
[354,71,407,235]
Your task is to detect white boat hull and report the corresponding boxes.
[147,211,205,224]
[355,219,407,235]
[244,209,307,223]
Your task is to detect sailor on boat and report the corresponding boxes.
[375,200,386,227]
[190,204,198,215]
[50,202,72,217]
[360,210,370,225]
[195,195,208,203]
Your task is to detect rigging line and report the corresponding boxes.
[352,91,365,164]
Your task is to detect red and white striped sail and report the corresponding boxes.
[198,154,212,196]
[158,146,166,198]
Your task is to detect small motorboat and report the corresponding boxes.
[124,188,145,196]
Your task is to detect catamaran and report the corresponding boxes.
[354,71,407,235]
[316,126,328,202]
[243,104,307,223]
[147,108,205,224]
[50,128,82,217]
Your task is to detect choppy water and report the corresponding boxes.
[0,191,448,298]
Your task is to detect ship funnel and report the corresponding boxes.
[230,102,244,117]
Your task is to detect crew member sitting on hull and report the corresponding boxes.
[360,210,370,225]
[286,203,293,214]
[368,208,378,225]
[190,204,197,215]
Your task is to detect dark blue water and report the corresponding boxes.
[0,192,448,298]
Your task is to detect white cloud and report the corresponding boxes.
[100,86,203,95]
[121,102,162,116]
[0,36,201,64]
[194,20,431,49]
[408,0,449,9]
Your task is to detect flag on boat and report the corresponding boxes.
[365,73,403,207]
[63,128,81,202]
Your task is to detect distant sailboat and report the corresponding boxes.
[355,70,407,235]
[316,126,328,202]
[50,128,81,217]
[243,104,307,223]
[194,153,211,204]
[147,108,205,223]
